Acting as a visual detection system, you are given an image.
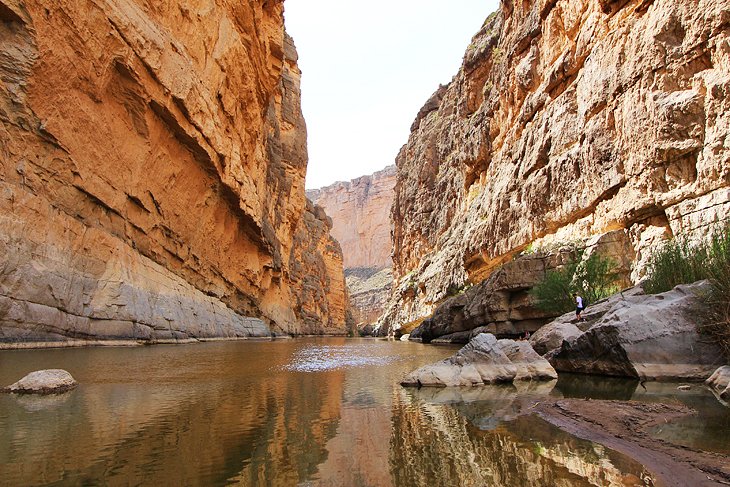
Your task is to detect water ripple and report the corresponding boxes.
[283,345,402,372]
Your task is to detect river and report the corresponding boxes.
[0,338,727,486]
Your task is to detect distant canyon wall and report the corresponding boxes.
[0,0,348,345]
[381,0,730,332]
[308,165,396,325]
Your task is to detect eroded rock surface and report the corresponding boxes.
[0,0,348,344]
[401,333,556,387]
[3,369,77,394]
[308,166,396,326]
[381,0,730,334]
[406,251,574,341]
[307,165,396,270]
[550,282,724,380]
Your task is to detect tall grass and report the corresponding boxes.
[530,251,621,315]
[644,223,730,358]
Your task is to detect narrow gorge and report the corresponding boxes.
[0,0,348,346]
[308,165,396,329]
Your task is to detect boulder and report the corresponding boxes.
[401,334,515,387]
[401,333,556,387]
[706,366,730,401]
[529,322,582,357]
[3,369,77,394]
[550,282,724,381]
[498,340,558,381]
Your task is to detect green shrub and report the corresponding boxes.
[530,251,620,315]
[575,252,622,305]
[643,238,708,294]
[644,223,730,359]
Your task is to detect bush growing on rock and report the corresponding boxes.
[530,251,621,315]
[644,223,730,359]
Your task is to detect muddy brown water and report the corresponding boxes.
[0,338,727,486]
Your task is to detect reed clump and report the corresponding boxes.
[644,223,730,358]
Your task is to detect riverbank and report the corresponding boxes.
[534,399,730,487]
[0,335,299,351]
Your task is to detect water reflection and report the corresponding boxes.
[0,340,721,486]
[392,384,653,487]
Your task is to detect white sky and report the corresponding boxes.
[284,1,500,189]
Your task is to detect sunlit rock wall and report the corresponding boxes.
[0,0,348,344]
[381,0,730,331]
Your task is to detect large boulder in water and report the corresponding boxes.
[550,282,724,381]
[706,366,730,401]
[498,339,558,381]
[3,369,78,394]
[401,333,556,387]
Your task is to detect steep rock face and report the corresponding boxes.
[307,165,396,270]
[0,0,347,344]
[308,165,396,325]
[383,0,730,331]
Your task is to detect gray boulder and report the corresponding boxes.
[529,322,583,357]
[706,366,730,402]
[3,369,78,394]
[401,333,556,387]
[498,339,558,381]
[550,282,724,381]
[530,285,647,358]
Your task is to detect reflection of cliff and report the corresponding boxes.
[0,344,346,485]
[390,388,653,487]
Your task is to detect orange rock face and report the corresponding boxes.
[308,166,396,325]
[0,0,347,344]
[381,0,730,331]
[308,165,396,270]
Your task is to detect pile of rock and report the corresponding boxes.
[401,333,557,387]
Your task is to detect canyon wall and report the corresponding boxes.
[0,0,348,345]
[308,165,396,325]
[381,0,730,333]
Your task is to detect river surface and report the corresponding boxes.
[0,338,727,486]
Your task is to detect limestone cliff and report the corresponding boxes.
[308,165,396,325]
[0,0,348,345]
[381,0,730,333]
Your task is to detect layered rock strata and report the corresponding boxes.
[381,0,730,333]
[0,0,348,345]
[308,166,396,326]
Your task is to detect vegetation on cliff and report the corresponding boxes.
[530,251,621,315]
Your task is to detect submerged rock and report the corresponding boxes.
[3,369,78,394]
[401,333,556,387]
[550,282,724,381]
[706,366,730,401]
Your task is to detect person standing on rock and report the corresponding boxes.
[574,293,585,321]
